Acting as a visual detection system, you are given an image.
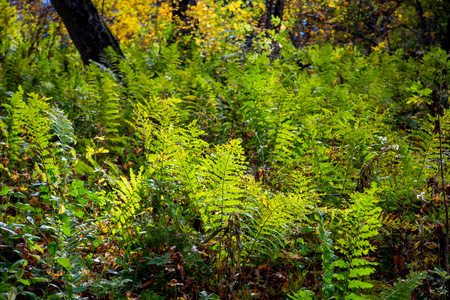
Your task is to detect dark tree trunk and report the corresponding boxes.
[442,4,450,53]
[443,20,450,52]
[50,0,124,66]
[273,0,284,31]
[258,0,284,59]
[260,0,284,31]
[412,0,432,47]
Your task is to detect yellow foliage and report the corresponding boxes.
[372,40,387,52]
[0,0,20,43]
[91,0,264,52]
[92,0,174,45]
[187,0,263,52]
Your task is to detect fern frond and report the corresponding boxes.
[2,87,27,162]
[333,184,382,298]
[20,92,52,156]
[112,166,146,233]
[198,139,249,229]
[316,207,335,298]
[2,88,55,173]
[381,272,426,300]
[288,289,315,300]
[47,107,76,147]
[381,214,416,231]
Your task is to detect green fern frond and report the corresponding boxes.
[112,166,146,232]
[2,87,27,162]
[2,87,55,172]
[289,289,315,300]
[332,184,382,298]
[60,222,89,295]
[381,214,415,231]
[3,51,26,92]
[47,107,76,147]
[198,139,249,229]
[381,272,426,300]
[76,64,124,144]
[316,207,335,298]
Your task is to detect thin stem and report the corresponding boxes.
[438,53,450,282]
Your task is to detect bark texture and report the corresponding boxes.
[50,0,124,65]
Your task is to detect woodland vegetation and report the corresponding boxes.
[1,0,450,299]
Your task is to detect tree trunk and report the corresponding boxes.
[260,0,284,31]
[50,0,124,66]
[442,8,450,52]
[444,22,450,52]
[415,1,432,47]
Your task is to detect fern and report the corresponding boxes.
[23,92,53,158]
[39,213,89,297]
[108,101,208,235]
[46,107,77,182]
[333,184,382,298]
[197,139,249,230]
[2,49,27,92]
[381,214,416,231]
[408,117,439,181]
[380,271,426,300]
[2,87,57,179]
[60,224,89,296]
[112,166,146,235]
[77,63,123,145]
[47,107,76,148]
[243,184,313,262]
[289,289,315,300]
[316,206,336,298]
[2,87,27,162]
[133,102,206,219]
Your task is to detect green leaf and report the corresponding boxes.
[20,292,40,300]
[71,180,84,188]
[56,257,73,271]
[72,284,88,293]
[31,277,49,284]
[0,282,9,293]
[9,259,27,272]
[199,291,220,300]
[346,293,368,300]
[59,213,71,236]
[73,209,84,218]
[26,216,35,226]
[28,240,44,254]
[0,186,9,195]
[87,192,99,203]
[62,223,71,236]
[15,268,24,279]
[17,279,30,286]
[47,241,60,256]
[288,289,314,300]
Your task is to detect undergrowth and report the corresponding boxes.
[1,18,450,299]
